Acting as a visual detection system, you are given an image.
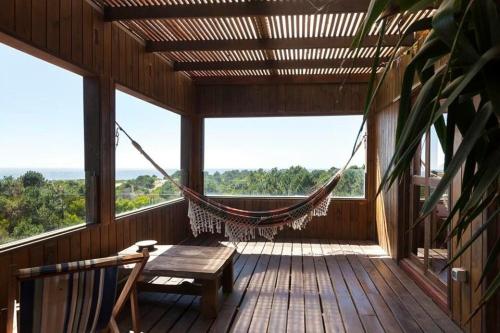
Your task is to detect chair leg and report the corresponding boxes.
[108,317,120,333]
[130,288,141,332]
[111,249,149,327]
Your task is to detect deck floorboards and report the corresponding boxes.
[118,237,461,333]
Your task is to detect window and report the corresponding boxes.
[409,124,449,288]
[0,43,85,245]
[204,116,366,198]
[115,90,181,215]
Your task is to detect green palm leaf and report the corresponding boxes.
[353,0,500,319]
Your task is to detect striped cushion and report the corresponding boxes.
[19,267,118,333]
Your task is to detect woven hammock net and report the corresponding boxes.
[116,123,363,242]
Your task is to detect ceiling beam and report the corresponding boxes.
[174,57,386,71]
[193,74,370,85]
[103,1,370,21]
[146,35,412,52]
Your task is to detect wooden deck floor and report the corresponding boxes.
[118,237,461,333]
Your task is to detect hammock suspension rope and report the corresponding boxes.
[115,122,366,242]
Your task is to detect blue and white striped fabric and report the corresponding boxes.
[19,267,118,333]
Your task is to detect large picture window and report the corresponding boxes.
[0,43,85,245]
[115,90,181,215]
[204,116,366,198]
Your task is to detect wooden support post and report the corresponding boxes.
[180,115,192,188]
[83,76,115,225]
[99,76,116,225]
[181,114,204,194]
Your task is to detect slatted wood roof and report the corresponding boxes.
[92,0,433,84]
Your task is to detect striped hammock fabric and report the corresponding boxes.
[116,122,364,242]
[19,267,117,333]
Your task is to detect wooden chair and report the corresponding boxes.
[6,249,149,333]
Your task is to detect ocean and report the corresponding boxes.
[0,168,238,181]
[0,167,342,181]
[0,168,178,181]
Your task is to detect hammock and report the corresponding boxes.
[116,123,365,242]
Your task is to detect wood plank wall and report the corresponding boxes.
[373,56,497,332]
[197,83,368,117]
[0,1,194,331]
[372,59,406,259]
[211,197,371,240]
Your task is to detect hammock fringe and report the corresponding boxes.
[187,195,332,242]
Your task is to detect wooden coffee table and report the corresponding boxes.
[119,244,236,318]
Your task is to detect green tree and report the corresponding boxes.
[21,171,45,188]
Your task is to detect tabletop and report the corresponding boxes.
[119,244,236,280]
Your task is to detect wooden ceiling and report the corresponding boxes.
[93,0,433,84]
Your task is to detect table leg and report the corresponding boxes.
[222,263,234,293]
[201,279,218,318]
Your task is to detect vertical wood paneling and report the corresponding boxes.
[29,245,43,267]
[57,237,70,263]
[59,0,72,59]
[90,227,101,258]
[211,198,370,240]
[80,228,91,259]
[44,241,58,265]
[69,232,81,261]
[100,224,109,257]
[0,0,15,32]
[70,0,82,63]
[373,101,399,257]
[197,83,367,117]
[92,10,104,73]
[15,0,31,40]
[81,2,92,68]
[46,0,60,53]
[31,0,47,48]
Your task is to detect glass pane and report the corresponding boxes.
[0,42,85,245]
[418,135,427,176]
[430,126,445,178]
[115,91,181,215]
[410,185,427,263]
[203,116,366,197]
[429,188,449,285]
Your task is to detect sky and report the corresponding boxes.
[115,90,180,170]
[0,42,84,168]
[205,116,365,169]
[1,41,366,172]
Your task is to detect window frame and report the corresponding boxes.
[113,86,183,217]
[202,115,368,199]
[0,38,92,251]
[407,130,450,292]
